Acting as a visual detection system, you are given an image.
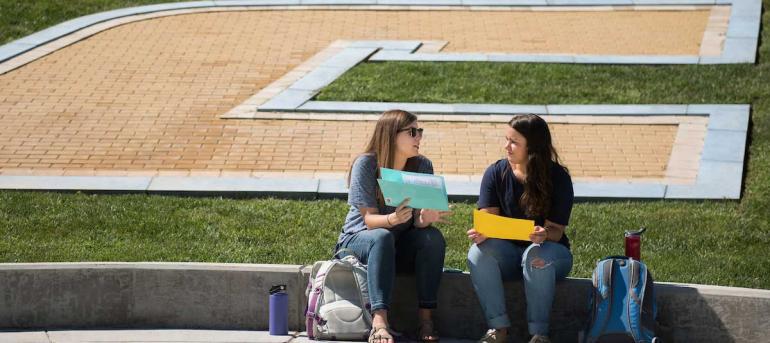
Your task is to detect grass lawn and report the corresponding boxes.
[0,0,188,45]
[1,1,769,289]
[2,192,764,289]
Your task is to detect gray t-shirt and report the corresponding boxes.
[338,154,434,244]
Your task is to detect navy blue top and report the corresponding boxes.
[478,159,573,248]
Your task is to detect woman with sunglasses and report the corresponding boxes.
[467,114,574,343]
[337,110,451,343]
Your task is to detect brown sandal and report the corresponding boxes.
[418,320,440,342]
[369,325,395,343]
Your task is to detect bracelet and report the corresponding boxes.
[386,213,393,226]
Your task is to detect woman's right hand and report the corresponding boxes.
[387,198,413,226]
[467,228,487,245]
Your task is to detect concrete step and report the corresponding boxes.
[1,263,768,342]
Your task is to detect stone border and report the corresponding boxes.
[0,0,761,72]
[223,40,449,117]
[665,104,749,199]
[0,105,749,200]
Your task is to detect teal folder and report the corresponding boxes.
[377,168,449,211]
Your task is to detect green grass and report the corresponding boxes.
[0,0,187,45]
[1,1,769,289]
[0,192,347,263]
[1,191,767,288]
[318,63,766,104]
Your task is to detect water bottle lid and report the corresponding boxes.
[625,226,647,236]
[269,285,287,294]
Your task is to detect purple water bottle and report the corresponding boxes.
[269,285,288,335]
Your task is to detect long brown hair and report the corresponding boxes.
[348,110,422,207]
[508,114,568,218]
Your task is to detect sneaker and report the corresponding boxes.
[478,329,506,343]
[528,335,551,343]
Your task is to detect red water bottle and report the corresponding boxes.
[624,227,646,261]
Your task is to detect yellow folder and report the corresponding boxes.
[473,209,534,241]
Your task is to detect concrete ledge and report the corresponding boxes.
[146,176,319,199]
[546,104,689,115]
[666,160,743,199]
[573,182,667,199]
[486,53,576,63]
[258,89,317,112]
[0,176,152,193]
[461,0,549,4]
[0,263,306,331]
[1,263,768,342]
[257,48,378,112]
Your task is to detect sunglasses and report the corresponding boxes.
[399,127,424,138]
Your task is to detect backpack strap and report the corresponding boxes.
[641,266,658,333]
[306,261,337,339]
[630,259,642,290]
[638,262,649,303]
[628,259,658,341]
[334,248,361,260]
[599,258,614,299]
[630,259,650,306]
[596,258,617,338]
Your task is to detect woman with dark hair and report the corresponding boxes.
[467,114,574,343]
[338,110,451,343]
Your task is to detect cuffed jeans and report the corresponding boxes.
[337,227,446,312]
[467,239,573,336]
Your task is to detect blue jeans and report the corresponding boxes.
[337,227,446,311]
[467,239,573,336]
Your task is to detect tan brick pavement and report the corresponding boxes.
[0,9,707,179]
[0,117,677,179]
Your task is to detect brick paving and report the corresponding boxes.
[0,9,710,180]
[0,118,678,179]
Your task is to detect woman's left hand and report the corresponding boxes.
[419,208,452,226]
[530,226,548,244]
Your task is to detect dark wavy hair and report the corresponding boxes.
[508,114,568,218]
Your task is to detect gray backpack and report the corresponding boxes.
[305,252,372,340]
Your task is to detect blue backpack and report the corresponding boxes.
[582,256,659,343]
